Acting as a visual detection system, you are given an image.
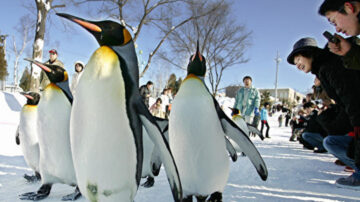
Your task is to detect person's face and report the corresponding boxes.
[294,55,312,73]
[147,84,153,90]
[325,4,360,36]
[314,77,321,87]
[243,78,252,87]
[50,53,57,62]
[305,107,312,115]
[75,64,83,72]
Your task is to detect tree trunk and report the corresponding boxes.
[28,0,52,92]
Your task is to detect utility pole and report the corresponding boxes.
[274,51,281,102]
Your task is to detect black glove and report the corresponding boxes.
[231,108,240,116]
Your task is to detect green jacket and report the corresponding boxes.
[39,59,64,90]
[233,86,260,117]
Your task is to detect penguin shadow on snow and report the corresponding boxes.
[3,92,22,112]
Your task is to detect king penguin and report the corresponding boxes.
[56,13,182,202]
[230,107,264,140]
[20,59,81,201]
[169,42,268,201]
[17,91,41,182]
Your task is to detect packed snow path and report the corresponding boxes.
[0,92,359,201]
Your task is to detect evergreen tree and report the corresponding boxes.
[260,91,272,107]
[0,45,8,81]
[166,73,182,96]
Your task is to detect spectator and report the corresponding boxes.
[278,114,283,127]
[149,98,165,119]
[260,102,270,138]
[252,107,261,129]
[160,88,171,119]
[287,37,360,189]
[70,61,85,95]
[139,81,153,108]
[319,0,360,70]
[285,111,291,127]
[233,76,261,124]
[39,49,64,91]
[289,110,307,142]
[301,102,327,153]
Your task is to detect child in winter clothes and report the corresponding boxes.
[150,98,165,119]
[260,103,270,138]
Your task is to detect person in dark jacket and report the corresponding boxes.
[139,81,153,108]
[287,37,360,189]
[301,102,327,153]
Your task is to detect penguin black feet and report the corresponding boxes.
[183,195,193,202]
[23,172,41,183]
[195,195,207,202]
[208,192,222,202]
[19,184,52,200]
[61,186,82,201]
[141,176,155,188]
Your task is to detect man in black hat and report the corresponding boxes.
[232,75,260,124]
[39,49,64,90]
[288,37,360,190]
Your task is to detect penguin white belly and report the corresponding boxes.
[142,128,154,178]
[37,85,76,185]
[19,105,39,172]
[70,46,137,201]
[169,78,229,196]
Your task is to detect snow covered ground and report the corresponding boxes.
[0,92,359,201]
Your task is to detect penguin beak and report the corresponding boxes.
[56,13,102,33]
[20,92,33,100]
[24,58,52,73]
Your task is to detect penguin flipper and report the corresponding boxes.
[15,126,20,145]
[212,97,268,181]
[151,117,169,176]
[136,101,182,201]
[225,137,237,162]
[246,123,265,140]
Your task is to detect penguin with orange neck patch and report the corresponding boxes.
[56,13,182,202]
[20,59,80,201]
[169,42,268,201]
[17,92,41,182]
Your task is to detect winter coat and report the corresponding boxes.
[70,72,83,95]
[303,110,327,137]
[233,86,260,117]
[341,37,360,71]
[39,59,64,90]
[139,85,151,107]
[311,50,360,127]
[317,104,353,135]
[260,108,268,121]
[149,103,165,118]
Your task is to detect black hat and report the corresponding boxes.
[243,75,252,82]
[287,37,320,65]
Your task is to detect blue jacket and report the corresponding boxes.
[233,86,261,117]
[261,108,268,121]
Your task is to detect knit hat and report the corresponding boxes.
[287,37,321,65]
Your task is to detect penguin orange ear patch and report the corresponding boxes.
[123,29,132,44]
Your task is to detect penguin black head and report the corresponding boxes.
[56,13,132,46]
[187,41,206,77]
[24,58,68,84]
[21,92,40,105]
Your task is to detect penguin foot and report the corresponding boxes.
[61,186,81,201]
[183,195,193,202]
[19,184,52,200]
[207,192,222,202]
[23,173,41,183]
[141,177,155,188]
[195,195,207,202]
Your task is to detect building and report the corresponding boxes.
[225,85,305,105]
[258,88,305,104]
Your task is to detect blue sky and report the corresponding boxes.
[0,0,335,93]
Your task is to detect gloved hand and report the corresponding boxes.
[254,107,260,116]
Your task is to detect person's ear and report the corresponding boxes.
[344,2,355,14]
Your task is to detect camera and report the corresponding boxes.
[323,31,340,44]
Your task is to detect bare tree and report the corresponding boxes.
[24,0,66,92]
[72,0,223,77]
[159,1,251,95]
[11,15,33,89]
